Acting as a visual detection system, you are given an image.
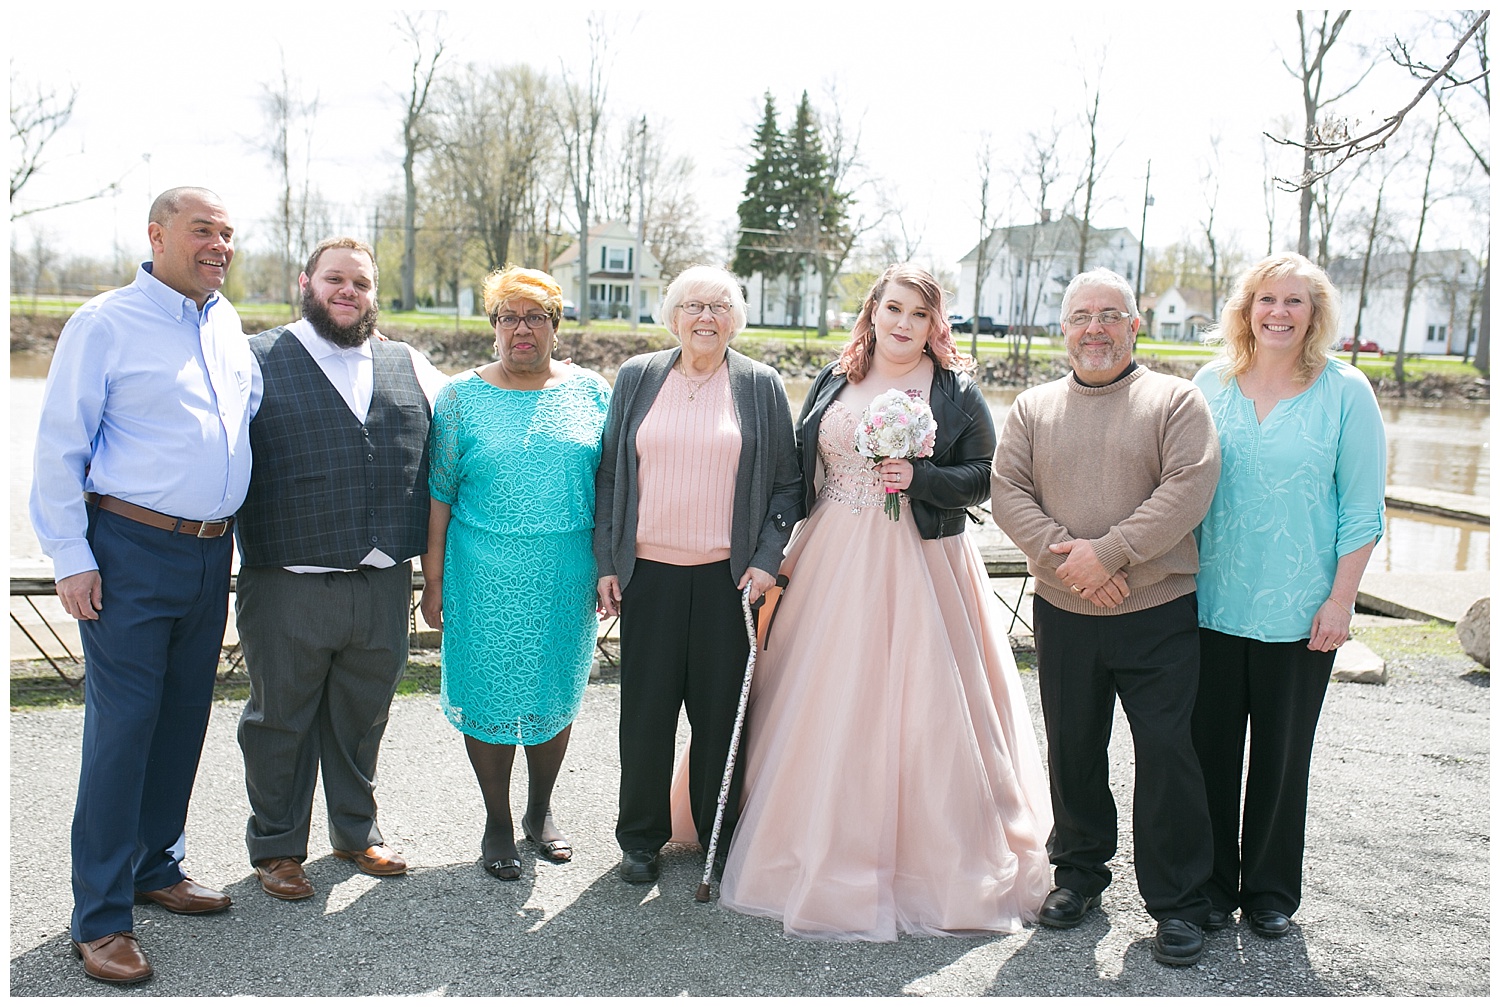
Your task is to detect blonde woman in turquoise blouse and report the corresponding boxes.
[1191,253,1385,941]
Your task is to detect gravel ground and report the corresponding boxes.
[8,647,1488,997]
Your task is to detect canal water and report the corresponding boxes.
[10,354,1490,577]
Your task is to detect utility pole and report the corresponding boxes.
[631,115,646,333]
[1135,160,1152,305]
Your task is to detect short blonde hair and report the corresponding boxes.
[1210,253,1340,383]
[659,265,748,336]
[482,265,564,326]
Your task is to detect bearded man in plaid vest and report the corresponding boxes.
[234,237,447,902]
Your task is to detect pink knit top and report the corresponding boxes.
[634,364,742,566]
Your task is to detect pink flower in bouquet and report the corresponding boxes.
[855,389,938,521]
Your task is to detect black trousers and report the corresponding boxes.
[616,559,750,854]
[1193,628,1334,917]
[1033,593,1213,923]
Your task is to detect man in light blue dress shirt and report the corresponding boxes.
[30,187,252,985]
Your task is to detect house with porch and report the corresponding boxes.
[1326,249,1482,355]
[955,213,1139,333]
[1151,286,1217,342]
[551,220,664,321]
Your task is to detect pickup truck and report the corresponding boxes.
[950,316,1006,335]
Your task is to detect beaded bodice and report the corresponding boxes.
[817,400,899,513]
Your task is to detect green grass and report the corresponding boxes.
[1353,620,1471,660]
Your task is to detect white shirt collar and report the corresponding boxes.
[287,316,373,362]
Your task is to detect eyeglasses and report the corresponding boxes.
[495,313,552,330]
[678,300,731,316]
[1065,309,1131,327]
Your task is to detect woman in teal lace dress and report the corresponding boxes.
[418,266,609,882]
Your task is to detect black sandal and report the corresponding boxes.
[522,815,574,863]
[482,858,522,882]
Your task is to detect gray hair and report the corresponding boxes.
[1060,268,1139,322]
[659,265,748,336]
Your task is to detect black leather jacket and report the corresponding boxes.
[795,361,996,540]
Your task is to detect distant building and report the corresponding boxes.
[956,213,1139,333]
[551,220,664,321]
[1151,286,1217,342]
[740,260,832,329]
[1326,249,1482,355]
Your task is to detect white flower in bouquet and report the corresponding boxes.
[855,389,938,520]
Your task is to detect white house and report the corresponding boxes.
[740,260,832,329]
[551,220,664,321]
[1326,249,1482,355]
[956,214,1139,332]
[1151,286,1216,342]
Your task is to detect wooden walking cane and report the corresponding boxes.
[695,583,760,902]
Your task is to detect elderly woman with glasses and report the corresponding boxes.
[594,264,802,885]
[418,266,611,882]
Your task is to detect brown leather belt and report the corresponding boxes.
[85,492,234,538]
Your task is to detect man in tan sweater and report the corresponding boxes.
[991,268,1221,967]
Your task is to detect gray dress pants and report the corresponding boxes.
[235,563,411,863]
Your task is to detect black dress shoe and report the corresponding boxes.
[620,849,660,884]
[1152,918,1205,966]
[1204,908,1232,931]
[1038,887,1100,929]
[1248,909,1291,938]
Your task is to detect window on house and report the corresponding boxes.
[607,247,627,271]
[1168,304,1177,315]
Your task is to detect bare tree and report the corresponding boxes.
[1393,121,1444,394]
[811,87,883,339]
[258,55,320,310]
[10,71,121,219]
[1200,135,1224,319]
[395,12,446,311]
[1006,121,1068,352]
[1345,147,1406,368]
[1279,10,1374,256]
[1270,11,1486,189]
[428,64,556,275]
[968,135,997,359]
[1073,68,1119,275]
[555,14,614,326]
[1311,153,1367,268]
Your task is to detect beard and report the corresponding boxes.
[303,287,378,348]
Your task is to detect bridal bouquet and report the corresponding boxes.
[855,389,938,521]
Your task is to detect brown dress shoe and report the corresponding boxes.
[255,857,315,900]
[333,844,408,876]
[134,878,231,915]
[73,931,152,984]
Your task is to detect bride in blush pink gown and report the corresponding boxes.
[718,265,1052,941]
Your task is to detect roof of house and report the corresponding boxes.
[958,213,1138,265]
[1157,285,1216,318]
[1325,248,1479,288]
[551,220,663,277]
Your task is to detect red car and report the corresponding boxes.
[1338,336,1382,355]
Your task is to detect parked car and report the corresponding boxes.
[562,300,579,321]
[951,316,1006,335]
[1338,336,1382,355]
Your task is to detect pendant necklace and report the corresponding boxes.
[681,360,723,401]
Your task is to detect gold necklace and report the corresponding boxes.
[680,360,723,401]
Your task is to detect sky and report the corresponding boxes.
[7,6,1486,284]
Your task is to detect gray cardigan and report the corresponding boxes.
[593,347,804,592]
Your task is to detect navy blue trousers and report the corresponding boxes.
[71,508,231,942]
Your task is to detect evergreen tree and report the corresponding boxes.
[733,92,786,279]
[783,91,849,333]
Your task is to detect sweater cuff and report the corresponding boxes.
[1092,531,1128,574]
